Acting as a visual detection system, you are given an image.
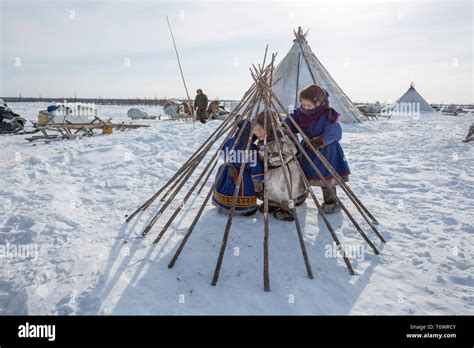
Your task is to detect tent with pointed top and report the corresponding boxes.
[395,82,435,113]
[270,27,365,124]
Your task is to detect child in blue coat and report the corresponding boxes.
[212,120,264,216]
[285,84,351,214]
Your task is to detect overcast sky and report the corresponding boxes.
[0,0,472,103]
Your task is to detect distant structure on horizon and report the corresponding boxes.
[395,82,435,113]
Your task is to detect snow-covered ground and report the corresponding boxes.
[0,103,472,315]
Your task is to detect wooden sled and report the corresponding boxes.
[166,114,196,122]
[26,116,149,142]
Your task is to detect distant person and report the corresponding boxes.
[194,89,208,124]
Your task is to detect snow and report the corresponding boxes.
[0,103,473,315]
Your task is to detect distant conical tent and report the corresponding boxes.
[395,82,435,113]
[270,27,364,124]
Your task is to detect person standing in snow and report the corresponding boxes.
[285,84,351,214]
[194,89,209,124]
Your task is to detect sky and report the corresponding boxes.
[0,0,472,103]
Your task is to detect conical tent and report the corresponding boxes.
[395,82,435,113]
[270,27,364,124]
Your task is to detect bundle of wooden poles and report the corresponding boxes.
[125,47,385,292]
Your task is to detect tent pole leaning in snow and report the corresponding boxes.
[125,82,258,223]
[166,16,190,101]
[194,59,277,197]
[126,51,265,223]
[257,62,314,281]
[263,59,357,273]
[169,52,369,284]
[144,64,276,240]
[255,51,357,274]
[167,62,273,270]
[165,88,263,268]
[248,58,313,282]
[262,53,273,291]
[150,61,276,231]
[295,51,301,107]
[142,87,264,239]
[159,84,261,202]
[262,83,385,246]
[168,52,356,287]
[210,95,264,285]
[270,105,356,275]
[211,50,301,286]
[213,48,271,286]
[152,85,268,244]
[127,73,262,229]
[159,84,266,247]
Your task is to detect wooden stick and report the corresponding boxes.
[295,52,301,107]
[211,92,263,286]
[264,90,380,253]
[271,107,355,275]
[262,87,271,292]
[125,84,257,223]
[257,68,313,279]
[144,88,262,239]
[168,87,266,268]
[166,16,190,100]
[152,107,254,243]
[256,60,353,274]
[296,41,362,124]
[196,156,219,194]
[258,79,379,230]
[261,50,273,292]
[266,85,384,242]
[160,155,204,202]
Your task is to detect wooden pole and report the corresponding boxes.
[267,87,384,242]
[263,87,382,252]
[211,90,264,286]
[254,64,313,280]
[146,88,262,240]
[295,52,301,107]
[166,16,190,101]
[167,70,273,269]
[271,103,355,275]
[125,84,258,223]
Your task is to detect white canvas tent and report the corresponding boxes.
[270,27,364,124]
[395,82,435,113]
